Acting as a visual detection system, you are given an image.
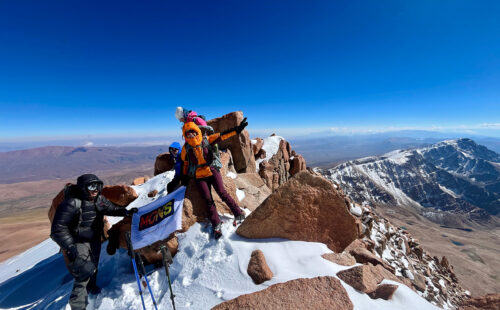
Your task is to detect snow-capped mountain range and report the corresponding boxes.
[322,138,500,227]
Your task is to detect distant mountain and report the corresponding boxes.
[289,132,500,168]
[0,145,169,183]
[321,138,500,227]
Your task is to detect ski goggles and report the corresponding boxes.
[169,147,179,154]
[87,183,101,192]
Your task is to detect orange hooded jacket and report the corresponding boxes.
[181,122,237,179]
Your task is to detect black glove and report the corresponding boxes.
[66,245,78,261]
[235,117,248,134]
[126,208,138,216]
[181,175,189,186]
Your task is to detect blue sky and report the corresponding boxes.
[1,0,499,141]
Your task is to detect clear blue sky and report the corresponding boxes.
[1,0,499,140]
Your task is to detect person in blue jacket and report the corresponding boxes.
[166,142,183,193]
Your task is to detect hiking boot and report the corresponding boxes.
[233,213,246,227]
[213,223,222,240]
[88,285,102,295]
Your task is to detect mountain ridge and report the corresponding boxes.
[322,138,500,227]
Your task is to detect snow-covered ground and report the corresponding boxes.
[0,171,439,310]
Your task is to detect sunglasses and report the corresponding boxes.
[87,183,101,192]
[169,147,179,153]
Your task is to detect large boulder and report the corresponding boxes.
[207,111,256,174]
[337,263,412,294]
[212,276,353,310]
[368,284,399,300]
[233,173,272,211]
[247,250,273,284]
[154,152,175,176]
[237,171,360,253]
[336,264,381,293]
[101,185,138,207]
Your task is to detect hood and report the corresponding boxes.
[76,174,103,200]
[182,122,203,147]
[169,142,181,150]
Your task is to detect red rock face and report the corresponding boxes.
[247,250,273,284]
[101,185,138,207]
[212,276,353,310]
[154,152,175,176]
[290,154,307,176]
[207,111,256,174]
[458,293,500,310]
[236,171,360,253]
[368,284,399,300]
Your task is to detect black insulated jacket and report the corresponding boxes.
[50,174,127,250]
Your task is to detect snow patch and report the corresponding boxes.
[255,135,284,169]
[236,189,245,202]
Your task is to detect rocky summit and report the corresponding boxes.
[9,112,498,310]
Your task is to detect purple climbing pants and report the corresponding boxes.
[196,168,242,226]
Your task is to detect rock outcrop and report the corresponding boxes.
[289,154,306,176]
[101,185,138,207]
[212,276,353,310]
[344,204,469,308]
[154,152,175,176]
[369,284,399,300]
[247,250,273,284]
[254,137,307,191]
[237,171,360,253]
[207,111,256,174]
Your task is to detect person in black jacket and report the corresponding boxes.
[51,174,137,310]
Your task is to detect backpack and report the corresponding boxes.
[49,184,82,226]
[184,137,223,177]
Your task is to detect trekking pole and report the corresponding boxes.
[126,232,147,310]
[159,245,176,310]
[135,252,159,310]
